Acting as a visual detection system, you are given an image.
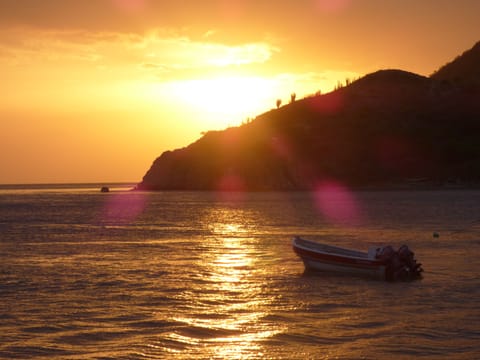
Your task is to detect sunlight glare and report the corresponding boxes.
[163,76,278,128]
[170,232,281,358]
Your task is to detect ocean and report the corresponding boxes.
[1,184,479,359]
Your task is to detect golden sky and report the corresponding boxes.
[1,0,479,183]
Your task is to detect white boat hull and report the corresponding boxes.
[293,237,387,280]
[300,256,386,280]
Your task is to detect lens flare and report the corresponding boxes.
[216,172,246,202]
[313,180,362,224]
[111,0,146,13]
[101,192,147,224]
[314,0,351,13]
[218,0,246,21]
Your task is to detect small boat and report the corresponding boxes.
[292,236,423,281]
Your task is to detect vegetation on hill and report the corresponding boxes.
[431,41,480,89]
[137,42,480,191]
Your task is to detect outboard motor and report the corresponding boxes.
[376,245,395,261]
[398,244,423,279]
[398,244,414,261]
[377,244,423,281]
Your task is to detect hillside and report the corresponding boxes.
[431,41,480,89]
[137,42,480,191]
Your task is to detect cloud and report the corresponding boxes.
[141,63,164,69]
[0,28,107,65]
[0,27,278,76]
[134,31,278,73]
[203,29,217,38]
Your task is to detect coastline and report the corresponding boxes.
[2,181,479,193]
[132,180,480,192]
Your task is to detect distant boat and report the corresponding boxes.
[292,237,423,281]
[100,186,110,193]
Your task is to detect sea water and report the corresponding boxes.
[1,184,479,359]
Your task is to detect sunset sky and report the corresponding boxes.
[1,0,479,184]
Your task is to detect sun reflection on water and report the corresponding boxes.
[166,207,284,358]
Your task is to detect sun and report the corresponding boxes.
[164,75,280,129]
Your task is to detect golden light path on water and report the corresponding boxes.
[164,206,285,359]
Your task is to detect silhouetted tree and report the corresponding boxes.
[242,116,254,125]
[276,99,282,108]
[306,90,322,98]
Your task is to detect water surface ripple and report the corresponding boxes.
[1,186,479,359]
